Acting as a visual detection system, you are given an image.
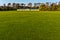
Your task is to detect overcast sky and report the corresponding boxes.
[0,0,60,5]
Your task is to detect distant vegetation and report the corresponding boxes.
[39,2,60,11]
[0,3,39,11]
[1,2,60,11]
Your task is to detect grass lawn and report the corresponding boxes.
[0,11,60,40]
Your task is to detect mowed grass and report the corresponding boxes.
[0,11,60,40]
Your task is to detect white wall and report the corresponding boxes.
[17,9,39,11]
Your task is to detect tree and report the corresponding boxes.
[3,4,6,10]
[21,3,25,9]
[12,3,17,10]
[7,3,11,10]
[39,3,46,11]
[28,3,32,9]
[34,3,37,7]
[8,3,11,7]
[45,2,49,11]
[34,3,40,9]
[57,2,60,11]
[50,3,57,11]
[21,3,25,6]
[16,3,20,9]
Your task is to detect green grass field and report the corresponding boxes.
[0,11,60,40]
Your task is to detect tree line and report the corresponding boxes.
[0,3,39,11]
[1,2,60,11]
[39,2,60,11]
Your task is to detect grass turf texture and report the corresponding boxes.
[0,11,60,40]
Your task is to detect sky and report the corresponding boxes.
[0,0,60,5]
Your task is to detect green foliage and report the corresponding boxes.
[39,3,49,11]
[1,2,60,11]
[39,2,60,11]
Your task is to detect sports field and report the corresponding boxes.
[0,11,60,40]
